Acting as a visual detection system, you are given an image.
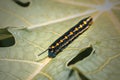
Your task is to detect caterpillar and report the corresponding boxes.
[38,16,93,58]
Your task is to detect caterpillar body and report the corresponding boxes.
[38,16,93,58]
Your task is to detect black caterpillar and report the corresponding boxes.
[38,16,93,58]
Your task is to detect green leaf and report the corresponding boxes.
[0,0,120,80]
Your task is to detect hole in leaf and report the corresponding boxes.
[77,70,90,80]
[67,45,93,66]
[68,67,90,80]
[0,29,15,47]
[68,69,74,78]
[12,0,30,7]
